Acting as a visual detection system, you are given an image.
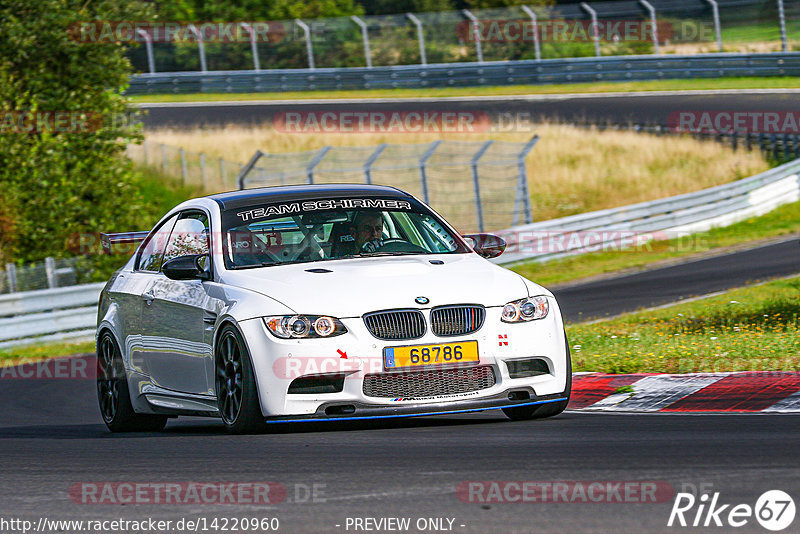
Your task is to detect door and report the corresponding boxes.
[140,211,215,395]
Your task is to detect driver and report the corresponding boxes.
[350,211,384,252]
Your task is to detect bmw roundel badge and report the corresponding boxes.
[415,296,430,305]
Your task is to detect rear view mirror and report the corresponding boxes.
[463,233,506,259]
[162,254,212,281]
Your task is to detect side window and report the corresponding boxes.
[163,211,210,264]
[137,214,179,273]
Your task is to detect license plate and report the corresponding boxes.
[383,341,479,370]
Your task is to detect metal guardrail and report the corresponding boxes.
[127,52,800,95]
[494,157,800,265]
[0,283,104,348]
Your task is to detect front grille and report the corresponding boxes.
[364,309,425,340]
[431,305,485,337]
[362,365,496,398]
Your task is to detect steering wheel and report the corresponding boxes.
[363,238,427,254]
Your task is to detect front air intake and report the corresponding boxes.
[363,309,426,340]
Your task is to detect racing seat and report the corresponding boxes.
[329,221,357,257]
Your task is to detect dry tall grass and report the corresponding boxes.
[144,123,769,220]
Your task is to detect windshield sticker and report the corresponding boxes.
[236,198,412,221]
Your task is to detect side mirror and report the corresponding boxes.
[463,233,506,259]
[162,254,212,281]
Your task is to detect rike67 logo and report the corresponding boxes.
[668,490,795,531]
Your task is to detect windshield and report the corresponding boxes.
[221,197,470,269]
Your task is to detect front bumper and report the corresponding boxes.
[264,388,568,423]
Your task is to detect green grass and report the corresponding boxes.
[566,276,800,374]
[0,340,95,365]
[128,77,800,104]
[510,199,800,288]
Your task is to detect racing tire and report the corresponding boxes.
[215,325,267,434]
[97,332,168,432]
[503,332,572,421]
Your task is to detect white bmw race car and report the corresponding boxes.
[96,184,571,433]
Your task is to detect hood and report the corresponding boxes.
[220,254,529,317]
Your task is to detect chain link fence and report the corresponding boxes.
[126,0,797,74]
[0,258,79,295]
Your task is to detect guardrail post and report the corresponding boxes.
[5,264,17,293]
[136,29,156,73]
[462,10,484,63]
[471,141,493,232]
[187,24,208,72]
[161,143,167,174]
[580,3,602,57]
[240,23,261,71]
[295,19,315,69]
[199,153,207,189]
[179,148,188,185]
[704,0,723,52]
[419,140,441,205]
[513,135,539,225]
[45,257,57,289]
[778,0,788,52]
[638,0,660,54]
[520,6,541,61]
[364,144,387,184]
[237,151,265,190]
[406,13,427,65]
[307,146,331,184]
[351,16,373,68]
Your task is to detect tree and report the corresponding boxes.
[0,0,149,264]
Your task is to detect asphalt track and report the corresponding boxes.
[553,237,800,322]
[2,238,800,532]
[138,90,800,129]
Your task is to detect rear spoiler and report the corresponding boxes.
[101,231,149,254]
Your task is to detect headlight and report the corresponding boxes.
[264,315,347,339]
[501,296,549,323]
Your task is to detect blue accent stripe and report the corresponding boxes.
[264,397,568,424]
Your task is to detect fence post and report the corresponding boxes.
[704,0,723,52]
[45,257,57,289]
[520,6,541,61]
[219,158,226,188]
[351,16,373,68]
[580,3,601,57]
[237,151,265,190]
[462,10,484,63]
[406,13,427,65]
[471,141,493,233]
[306,146,331,184]
[200,153,207,189]
[364,144,387,184]
[187,24,208,72]
[136,29,156,73]
[295,19,315,69]
[514,135,539,226]
[5,263,17,293]
[638,0,660,54]
[180,148,188,185]
[240,23,261,71]
[161,143,167,174]
[778,0,788,52]
[419,140,442,205]
[142,140,148,165]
